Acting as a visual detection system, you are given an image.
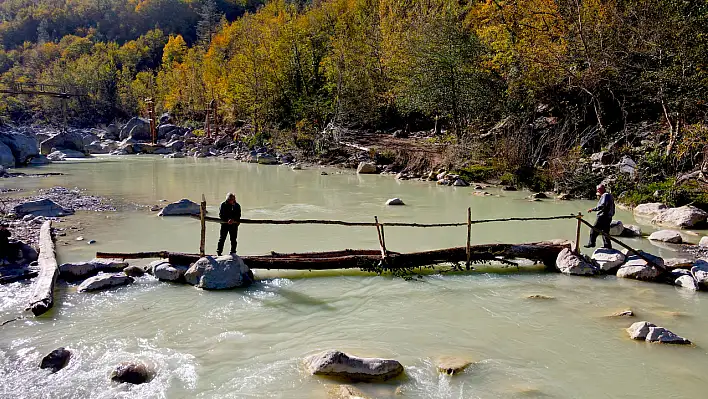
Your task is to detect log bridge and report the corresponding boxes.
[26,221,59,316]
[96,196,580,272]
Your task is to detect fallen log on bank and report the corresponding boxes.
[96,241,570,271]
[26,221,58,316]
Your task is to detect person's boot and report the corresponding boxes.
[583,243,595,248]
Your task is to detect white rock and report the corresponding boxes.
[699,236,708,248]
[304,350,404,382]
[78,273,133,292]
[675,275,698,291]
[633,203,667,217]
[691,260,708,288]
[648,230,683,244]
[651,205,708,228]
[627,321,655,340]
[59,259,128,279]
[386,198,405,206]
[158,199,201,216]
[621,224,642,237]
[555,248,598,276]
[609,220,624,236]
[591,248,626,272]
[357,162,377,174]
[616,251,664,281]
[153,261,189,282]
[645,327,691,344]
[185,255,253,289]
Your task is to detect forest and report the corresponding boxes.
[1,0,707,204]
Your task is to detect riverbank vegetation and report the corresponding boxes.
[1,0,707,208]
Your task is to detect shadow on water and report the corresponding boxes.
[245,280,337,313]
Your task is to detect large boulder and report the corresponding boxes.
[157,124,179,139]
[40,347,72,373]
[591,248,626,272]
[157,199,201,216]
[627,321,654,340]
[648,230,683,244]
[651,205,708,228]
[0,132,39,164]
[40,132,85,155]
[633,203,667,218]
[12,199,74,217]
[77,273,134,292]
[184,255,253,290]
[119,117,151,141]
[152,260,189,282]
[357,162,377,174]
[304,350,404,382]
[555,248,598,276]
[0,141,14,167]
[691,260,708,288]
[616,251,664,281]
[609,220,624,236]
[110,362,153,384]
[436,356,472,375]
[621,224,642,237]
[59,259,128,280]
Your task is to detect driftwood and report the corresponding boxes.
[26,221,58,316]
[96,241,570,271]
[193,214,576,228]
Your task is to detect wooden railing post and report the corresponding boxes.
[575,212,582,254]
[374,216,388,263]
[466,207,472,270]
[199,194,207,257]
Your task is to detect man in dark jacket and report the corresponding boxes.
[585,184,615,249]
[217,193,241,256]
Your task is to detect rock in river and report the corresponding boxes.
[157,198,201,216]
[40,347,72,373]
[40,131,85,154]
[555,248,598,276]
[591,248,625,272]
[47,149,86,161]
[12,198,74,217]
[0,131,38,164]
[357,162,377,174]
[78,273,134,292]
[123,265,146,277]
[609,220,624,236]
[651,205,708,228]
[674,275,698,291]
[691,260,708,289]
[185,255,253,289]
[59,259,128,280]
[386,198,405,206]
[305,350,404,382]
[616,251,664,281]
[110,362,153,384]
[627,321,691,344]
[648,230,683,244]
[633,203,667,218]
[436,356,472,375]
[152,260,189,282]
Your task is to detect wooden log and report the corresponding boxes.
[96,241,570,271]
[26,221,58,316]
[466,207,472,269]
[194,214,577,227]
[199,194,206,256]
[575,213,582,254]
[374,216,387,262]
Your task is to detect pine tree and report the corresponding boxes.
[196,0,223,46]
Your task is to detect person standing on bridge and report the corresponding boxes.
[217,193,241,256]
[585,184,615,249]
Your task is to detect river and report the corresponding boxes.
[1,156,707,398]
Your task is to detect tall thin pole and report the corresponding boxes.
[466,207,472,270]
[575,212,582,254]
[374,216,387,263]
[200,194,207,257]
